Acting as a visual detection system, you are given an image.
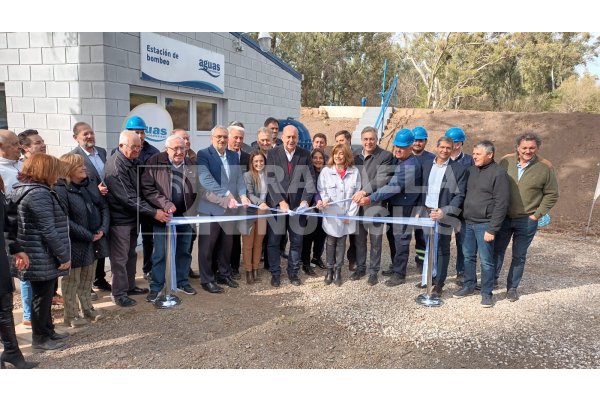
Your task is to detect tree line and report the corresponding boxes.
[268,32,600,113]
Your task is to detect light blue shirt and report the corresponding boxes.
[425,158,449,209]
[82,146,105,180]
[214,146,230,179]
[517,159,531,181]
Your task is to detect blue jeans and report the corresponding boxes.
[20,280,33,321]
[150,224,192,292]
[494,216,538,289]
[462,222,496,296]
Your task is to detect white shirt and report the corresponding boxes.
[81,146,105,180]
[284,148,296,162]
[0,157,22,194]
[425,158,449,209]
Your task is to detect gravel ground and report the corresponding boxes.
[9,230,600,369]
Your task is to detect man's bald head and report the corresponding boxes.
[0,130,21,161]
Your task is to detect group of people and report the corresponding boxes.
[0,114,558,368]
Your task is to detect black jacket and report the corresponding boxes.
[54,178,110,268]
[265,146,316,209]
[421,159,468,222]
[0,192,14,295]
[6,183,70,282]
[104,149,156,225]
[463,161,510,234]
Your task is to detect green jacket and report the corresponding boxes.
[499,153,559,219]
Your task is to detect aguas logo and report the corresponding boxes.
[198,58,221,78]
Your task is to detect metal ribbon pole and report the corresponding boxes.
[154,223,182,309]
[416,221,443,307]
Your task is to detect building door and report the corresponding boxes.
[130,87,222,152]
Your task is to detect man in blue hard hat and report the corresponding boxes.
[355,128,422,286]
[125,115,160,281]
[444,127,474,286]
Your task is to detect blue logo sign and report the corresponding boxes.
[199,59,221,78]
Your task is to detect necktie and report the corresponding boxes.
[288,161,292,175]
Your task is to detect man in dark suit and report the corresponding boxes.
[211,124,250,280]
[197,126,250,294]
[265,125,316,287]
[71,122,111,292]
[251,117,283,150]
[419,136,467,296]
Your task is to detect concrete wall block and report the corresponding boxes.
[240,78,251,92]
[82,98,106,116]
[80,63,105,81]
[69,81,92,98]
[0,33,7,48]
[7,113,24,128]
[229,100,240,112]
[79,32,104,46]
[117,100,130,116]
[116,66,137,84]
[229,52,241,67]
[105,82,130,100]
[22,81,46,97]
[4,81,22,97]
[38,129,61,146]
[59,130,76,147]
[116,33,139,53]
[92,82,107,98]
[66,46,90,63]
[34,98,58,114]
[45,145,66,157]
[7,32,29,48]
[91,116,107,132]
[69,115,94,129]
[90,45,104,63]
[103,33,116,48]
[46,81,70,98]
[29,32,53,48]
[42,47,66,64]
[30,65,54,81]
[53,32,78,47]
[104,46,129,67]
[11,97,34,113]
[58,98,82,114]
[235,65,246,79]
[19,48,42,64]
[106,116,123,134]
[105,99,119,116]
[128,52,140,70]
[53,64,78,81]
[0,49,20,64]
[8,65,30,81]
[47,113,71,130]
[24,113,47,129]
[246,69,257,82]
[194,32,212,44]
[210,34,225,49]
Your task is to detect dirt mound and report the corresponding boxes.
[299,107,600,233]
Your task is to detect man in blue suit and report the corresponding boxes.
[197,126,250,294]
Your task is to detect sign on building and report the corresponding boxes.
[123,103,173,150]
[140,32,225,94]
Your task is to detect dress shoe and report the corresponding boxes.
[177,285,197,295]
[127,286,149,295]
[201,282,224,294]
[349,270,365,281]
[302,264,317,276]
[385,273,406,287]
[431,285,443,297]
[506,288,519,302]
[311,257,326,270]
[231,270,242,280]
[50,331,70,341]
[93,280,112,291]
[367,274,378,286]
[348,261,356,272]
[113,296,137,307]
[382,269,394,276]
[216,277,239,288]
[271,276,281,287]
[289,276,302,286]
[32,339,66,352]
[188,269,201,279]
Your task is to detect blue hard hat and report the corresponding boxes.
[393,128,415,147]
[125,116,147,131]
[445,127,466,142]
[413,126,428,140]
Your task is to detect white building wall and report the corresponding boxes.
[1,32,301,154]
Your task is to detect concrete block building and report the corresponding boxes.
[0,32,302,155]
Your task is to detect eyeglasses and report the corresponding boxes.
[124,143,142,150]
[213,135,228,140]
[167,146,186,153]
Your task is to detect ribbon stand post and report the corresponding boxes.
[416,221,443,307]
[154,223,182,309]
